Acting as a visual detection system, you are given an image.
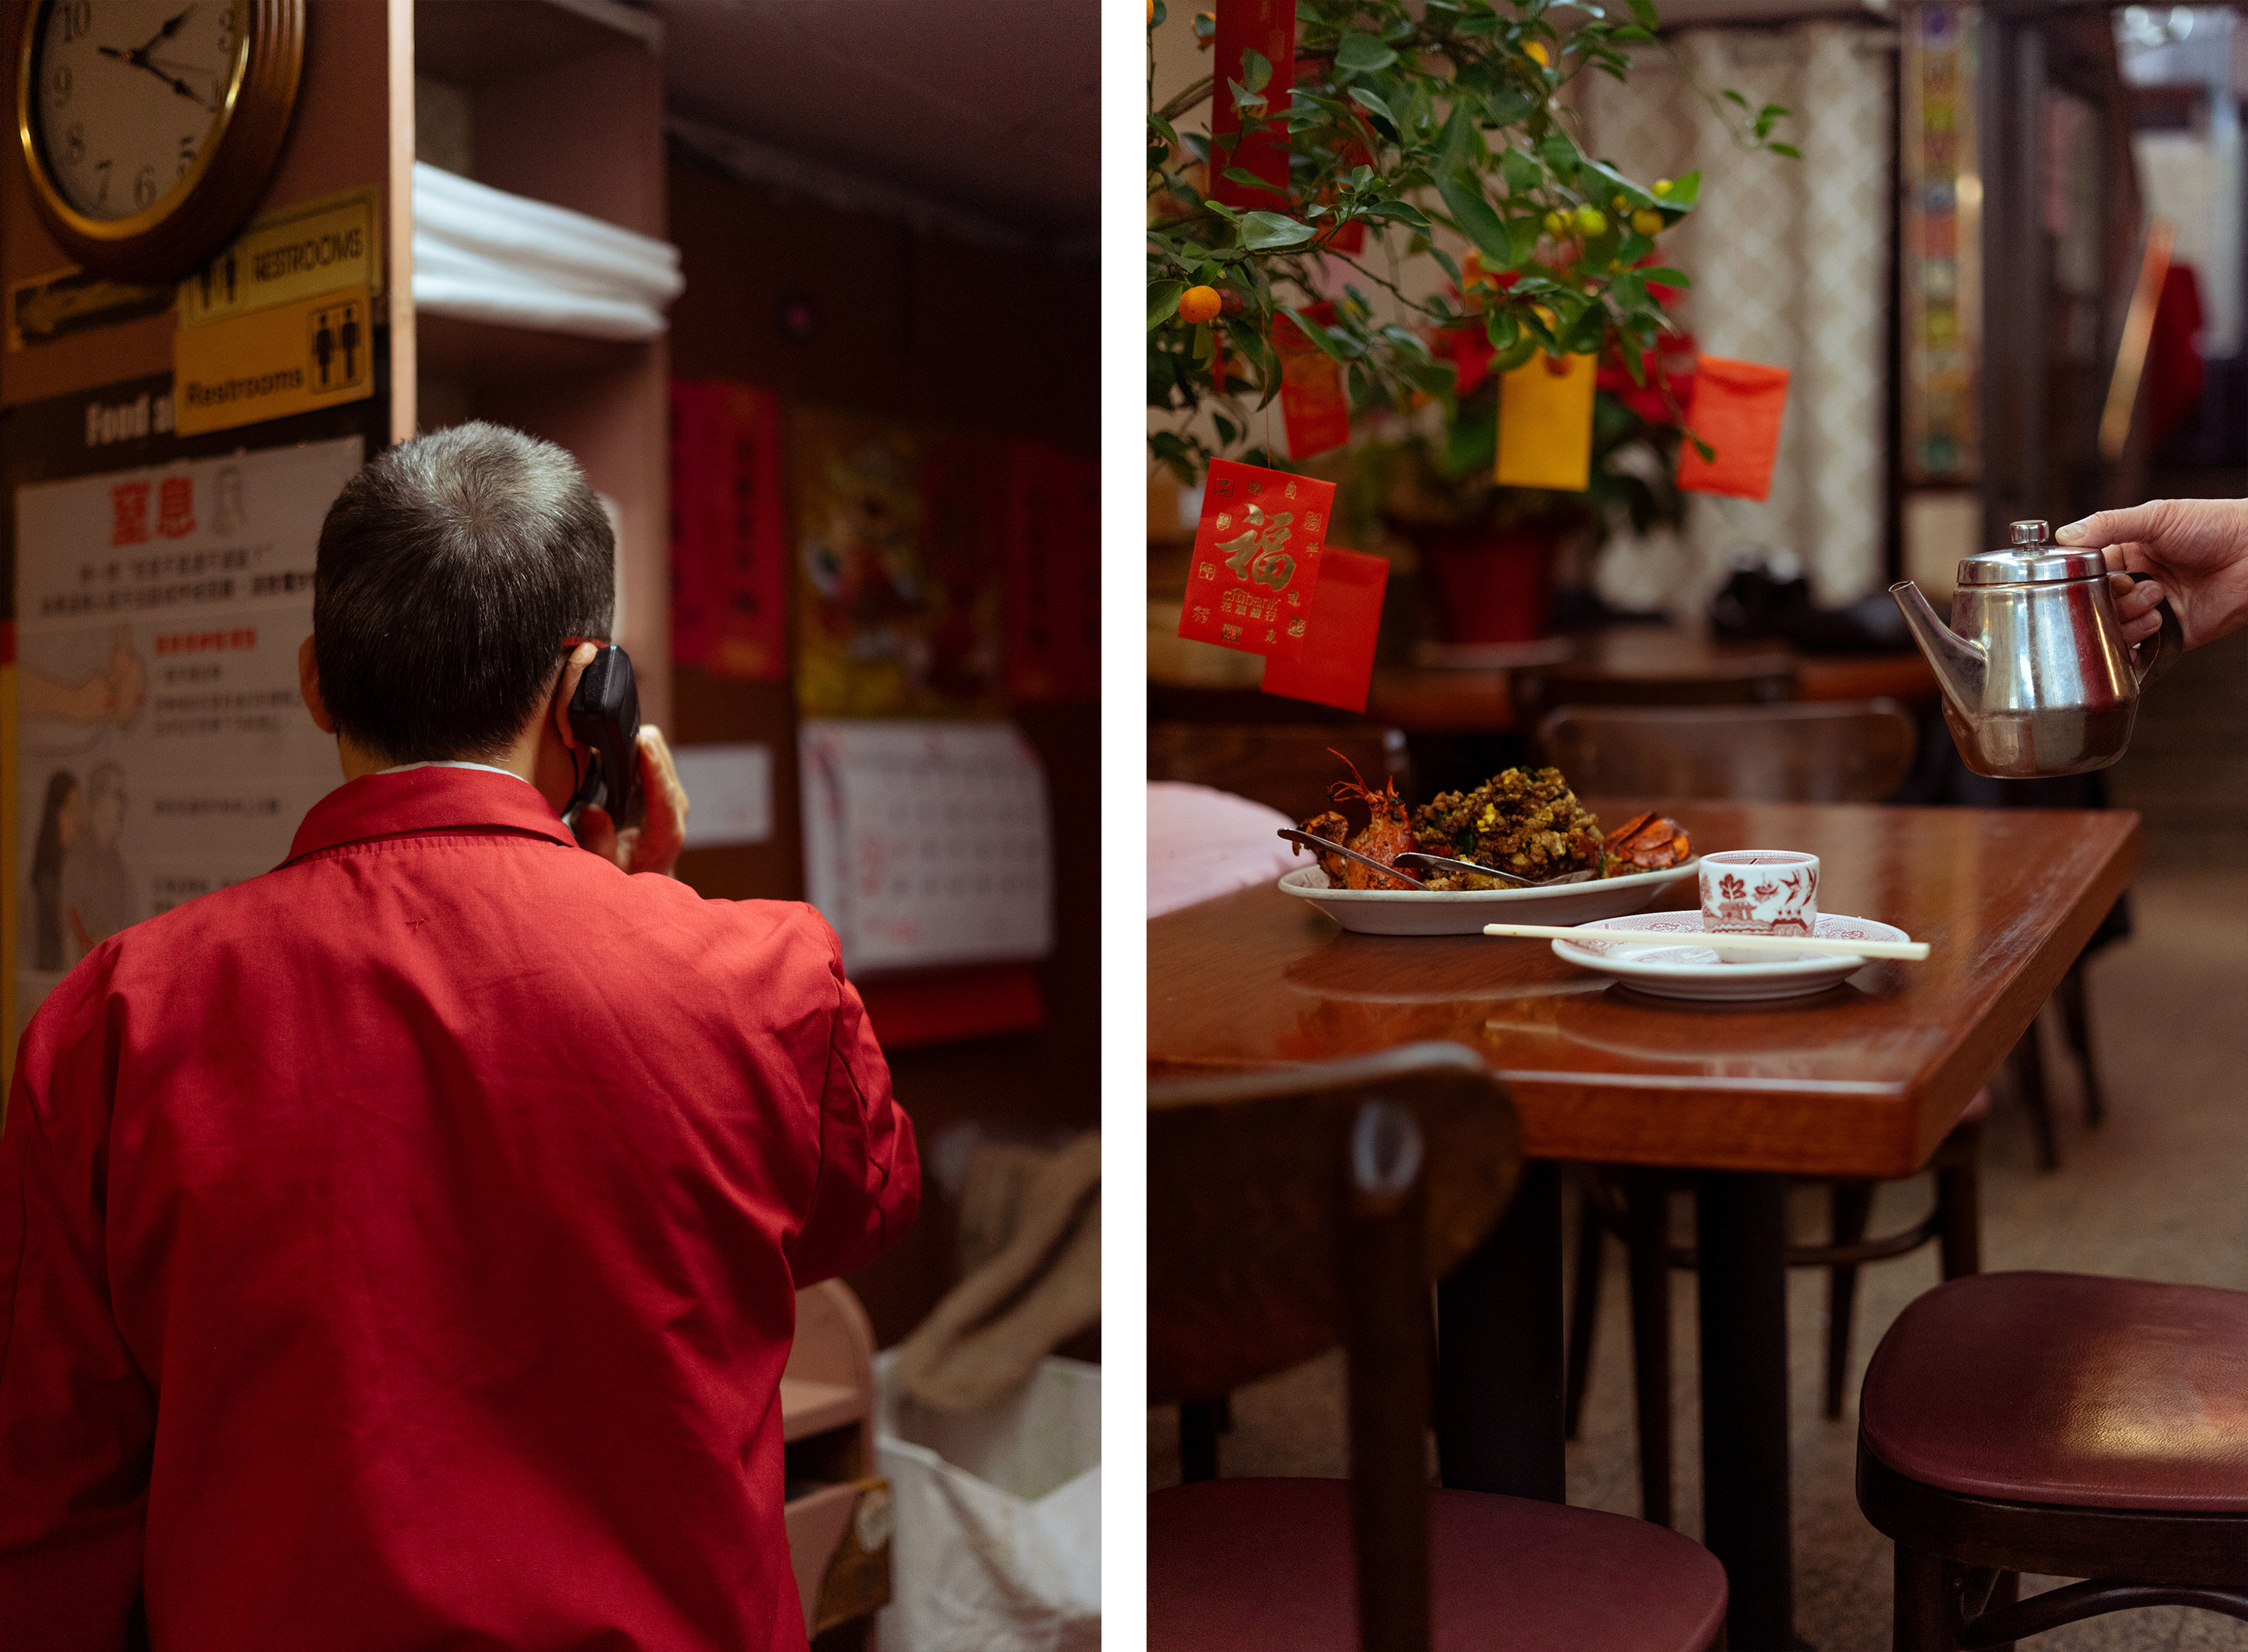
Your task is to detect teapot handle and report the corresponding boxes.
[2126,571,2184,688]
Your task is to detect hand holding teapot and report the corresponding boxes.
[2055,497,2248,649]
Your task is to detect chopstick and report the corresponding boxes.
[1482,922,1930,961]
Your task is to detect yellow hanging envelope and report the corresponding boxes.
[1496,351,1597,491]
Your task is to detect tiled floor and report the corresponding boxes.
[1148,851,2248,1649]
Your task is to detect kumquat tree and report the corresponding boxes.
[1146,0,1795,481]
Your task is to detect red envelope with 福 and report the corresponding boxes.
[1176,459,1335,662]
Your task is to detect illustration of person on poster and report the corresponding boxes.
[13,434,366,1027]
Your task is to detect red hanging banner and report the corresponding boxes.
[1274,301,1350,459]
[1260,545,1389,712]
[669,381,791,681]
[1674,356,1791,501]
[1212,0,1296,211]
[668,380,722,670]
[1177,457,1333,660]
[1003,442,1101,702]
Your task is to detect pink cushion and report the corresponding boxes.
[1149,1478,1725,1652]
[1147,781,1301,919]
[1863,1271,2248,1510]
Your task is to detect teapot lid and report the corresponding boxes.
[1957,520,2106,585]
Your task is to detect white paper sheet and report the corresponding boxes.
[799,720,1052,974]
[673,743,773,849]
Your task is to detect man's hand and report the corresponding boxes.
[2055,498,2248,649]
[574,725,690,877]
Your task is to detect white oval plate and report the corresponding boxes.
[1278,857,1699,936]
[1548,912,1911,1002]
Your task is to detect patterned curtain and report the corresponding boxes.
[1580,24,1894,614]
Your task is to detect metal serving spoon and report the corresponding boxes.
[1276,828,1430,891]
[1392,850,1599,889]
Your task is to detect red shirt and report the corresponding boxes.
[0,767,919,1651]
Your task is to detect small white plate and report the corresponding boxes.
[1548,912,1911,1002]
[1278,858,1699,936]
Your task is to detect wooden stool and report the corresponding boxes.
[1858,1271,2248,1648]
[1150,1045,1728,1652]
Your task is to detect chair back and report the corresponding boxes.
[1535,698,1918,803]
[1149,721,1410,823]
[1149,1045,1523,1652]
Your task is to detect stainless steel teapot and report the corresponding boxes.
[1889,519,2183,778]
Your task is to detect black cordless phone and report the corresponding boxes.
[563,646,642,832]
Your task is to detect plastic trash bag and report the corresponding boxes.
[873,1351,1099,1652]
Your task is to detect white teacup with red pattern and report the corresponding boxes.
[1699,850,1821,963]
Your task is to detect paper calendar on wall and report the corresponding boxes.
[798,719,1053,975]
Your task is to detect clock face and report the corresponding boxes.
[28,0,250,225]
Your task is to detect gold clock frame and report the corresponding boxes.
[16,0,306,284]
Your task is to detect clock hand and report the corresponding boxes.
[94,45,213,110]
[133,4,197,56]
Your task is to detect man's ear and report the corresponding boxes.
[298,636,336,735]
[551,641,600,750]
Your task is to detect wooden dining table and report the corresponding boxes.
[1146,799,2140,1651]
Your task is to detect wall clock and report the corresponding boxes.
[16,0,306,284]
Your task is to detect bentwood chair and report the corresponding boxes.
[1147,721,1410,826]
[1858,1271,2248,1648]
[1149,1045,1728,1652]
[1535,701,1995,1526]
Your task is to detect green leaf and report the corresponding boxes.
[1436,102,1475,176]
[1429,245,1464,290]
[1240,211,1317,249]
[1149,113,1180,148]
[1768,142,1802,160]
[1335,30,1398,72]
[1445,410,1499,475]
[1490,336,1538,375]
[1380,324,1435,364]
[1193,322,1216,367]
[1362,199,1430,229]
[1664,170,1699,208]
[1221,166,1290,200]
[1240,48,1273,94]
[1628,0,1658,23]
[1347,86,1397,125]
[1578,157,1651,209]
[1538,130,1580,178]
[1639,267,1692,287]
[1499,147,1543,193]
[1149,351,1178,404]
[1149,279,1187,330]
[1280,304,1355,361]
[1722,88,1747,108]
[1436,167,1516,269]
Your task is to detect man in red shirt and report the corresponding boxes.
[0,423,919,1651]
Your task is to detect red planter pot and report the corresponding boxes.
[1414,527,1561,644]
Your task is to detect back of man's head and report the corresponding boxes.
[313,422,614,765]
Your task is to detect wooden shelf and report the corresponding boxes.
[780,1377,866,1444]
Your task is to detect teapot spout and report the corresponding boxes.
[1889,580,1986,714]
